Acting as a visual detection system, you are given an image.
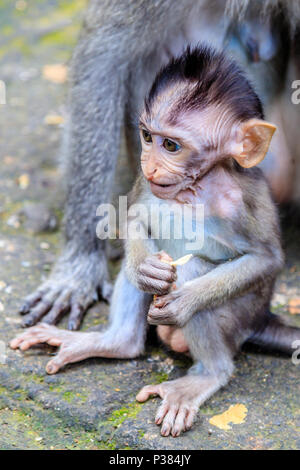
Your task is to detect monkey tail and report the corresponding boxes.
[248,311,300,355]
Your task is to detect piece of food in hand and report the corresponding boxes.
[159,253,193,266]
[170,254,193,266]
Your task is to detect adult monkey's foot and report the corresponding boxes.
[19,248,112,330]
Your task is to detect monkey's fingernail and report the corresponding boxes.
[22,318,33,328]
[161,425,171,436]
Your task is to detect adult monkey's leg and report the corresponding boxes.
[20,2,138,330]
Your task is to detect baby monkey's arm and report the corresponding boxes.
[148,243,284,327]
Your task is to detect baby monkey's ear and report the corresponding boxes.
[232,119,277,168]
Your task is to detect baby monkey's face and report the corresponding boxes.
[139,93,276,202]
[139,104,231,200]
[139,126,192,199]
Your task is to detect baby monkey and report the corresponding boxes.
[10,46,300,437]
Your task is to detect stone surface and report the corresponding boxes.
[0,0,299,450]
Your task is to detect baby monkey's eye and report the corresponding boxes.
[142,129,152,143]
[163,138,181,152]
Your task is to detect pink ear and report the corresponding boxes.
[233,119,276,168]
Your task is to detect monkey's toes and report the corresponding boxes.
[46,357,64,375]
[136,384,161,402]
[19,290,45,315]
[19,282,96,330]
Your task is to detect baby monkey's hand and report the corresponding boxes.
[148,288,192,327]
[136,251,176,295]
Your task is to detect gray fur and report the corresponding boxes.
[226,0,300,34]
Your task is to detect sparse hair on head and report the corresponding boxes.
[145,44,264,125]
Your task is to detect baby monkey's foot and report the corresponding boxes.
[10,323,98,374]
[136,375,213,437]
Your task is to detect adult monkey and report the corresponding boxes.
[20,0,300,330]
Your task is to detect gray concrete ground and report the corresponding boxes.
[0,0,299,450]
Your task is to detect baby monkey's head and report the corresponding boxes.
[139,44,276,200]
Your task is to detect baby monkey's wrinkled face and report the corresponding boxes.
[139,124,194,200]
[139,85,276,201]
[139,95,233,200]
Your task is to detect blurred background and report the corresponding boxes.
[0,0,85,219]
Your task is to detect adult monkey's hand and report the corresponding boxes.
[20,247,112,330]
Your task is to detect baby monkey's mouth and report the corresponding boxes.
[149,180,182,199]
[150,181,177,188]
[150,181,179,193]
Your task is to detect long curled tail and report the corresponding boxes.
[248,312,300,355]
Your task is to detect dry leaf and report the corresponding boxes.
[209,404,248,430]
[288,298,300,315]
[44,114,64,126]
[0,302,4,312]
[0,281,6,290]
[42,64,67,84]
[17,173,30,189]
[114,388,120,392]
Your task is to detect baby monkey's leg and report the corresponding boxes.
[138,309,236,437]
[10,267,151,374]
[136,372,224,437]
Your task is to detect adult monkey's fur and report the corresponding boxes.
[19,0,300,329]
[227,0,300,32]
